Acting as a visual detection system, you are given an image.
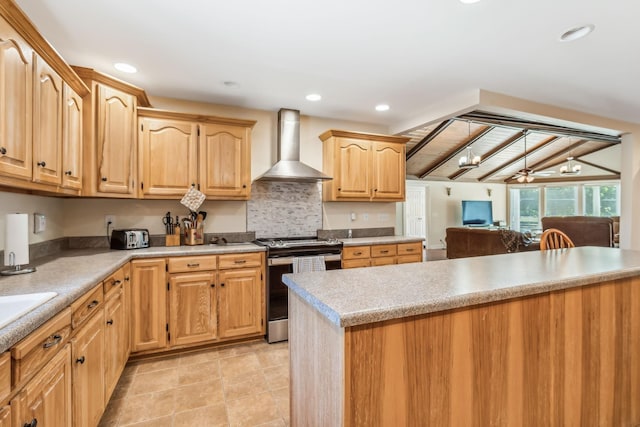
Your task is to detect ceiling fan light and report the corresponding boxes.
[526,176,535,183]
[472,155,481,165]
[517,175,525,183]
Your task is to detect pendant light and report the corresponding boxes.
[560,156,581,175]
[516,131,534,183]
[458,120,481,169]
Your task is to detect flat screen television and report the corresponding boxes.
[461,200,493,226]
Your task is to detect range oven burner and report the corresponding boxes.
[255,236,343,343]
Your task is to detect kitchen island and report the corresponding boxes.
[283,247,640,426]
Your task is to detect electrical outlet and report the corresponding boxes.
[105,215,115,228]
[362,213,369,221]
[33,213,46,234]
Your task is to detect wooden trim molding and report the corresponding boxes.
[0,0,89,96]
[72,66,152,107]
[319,129,410,144]
[137,107,257,128]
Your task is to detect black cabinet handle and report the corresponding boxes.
[23,418,37,427]
[43,334,62,349]
[220,283,225,287]
[211,284,215,288]
[112,279,121,286]
[76,356,85,364]
[37,161,46,167]
[242,184,247,188]
[354,251,362,256]
[338,187,342,191]
[87,300,99,309]
[0,147,6,155]
[124,276,130,281]
[234,260,246,264]
[65,170,72,175]
[106,319,114,325]
[187,263,200,268]
[101,177,108,181]
[380,250,389,254]
[374,188,378,192]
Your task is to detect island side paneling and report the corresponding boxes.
[290,276,640,426]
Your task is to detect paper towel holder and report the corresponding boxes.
[0,251,36,276]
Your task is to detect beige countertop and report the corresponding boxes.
[0,243,264,353]
[283,247,640,328]
[340,236,424,246]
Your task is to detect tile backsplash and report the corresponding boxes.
[247,181,322,238]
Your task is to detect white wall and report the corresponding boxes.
[422,180,507,249]
[323,202,397,231]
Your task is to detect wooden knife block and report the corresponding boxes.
[165,233,180,247]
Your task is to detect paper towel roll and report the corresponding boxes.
[5,213,29,266]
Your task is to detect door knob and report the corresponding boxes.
[37,161,46,167]
[0,147,6,155]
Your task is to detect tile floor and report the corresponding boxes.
[99,340,290,427]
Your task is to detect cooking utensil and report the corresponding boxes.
[162,212,174,234]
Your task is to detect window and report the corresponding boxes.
[545,186,578,216]
[510,187,540,232]
[584,184,620,216]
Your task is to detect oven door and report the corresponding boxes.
[267,253,341,343]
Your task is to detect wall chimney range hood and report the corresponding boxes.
[255,108,332,182]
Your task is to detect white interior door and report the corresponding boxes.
[404,184,427,243]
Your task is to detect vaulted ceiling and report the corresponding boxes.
[401,111,621,184]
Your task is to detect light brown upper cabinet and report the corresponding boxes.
[61,83,83,190]
[73,66,151,197]
[32,55,63,186]
[319,130,410,202]
[0,15,33,181]
[137,108,255,200]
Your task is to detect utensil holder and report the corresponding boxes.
[165,234,180,247]
[184,227,204,245]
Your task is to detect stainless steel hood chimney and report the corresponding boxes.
[255,108,332,182]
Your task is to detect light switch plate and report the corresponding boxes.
[34,213,46,234]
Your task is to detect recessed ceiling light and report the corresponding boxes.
[223,81,239,88]
[375,104,390,112]
[305,94,322,101]
[559,24,595,42]
[113,62,137,73]
[459,0,481,4]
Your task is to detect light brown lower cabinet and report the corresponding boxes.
[11,344,72,427]
[71,308,105,427]
[104,286,128,403]
[343,242,422,268]
[130,258,167,352]
[0,405,9,427]
[218,267,263,339]
[169,271,217,347]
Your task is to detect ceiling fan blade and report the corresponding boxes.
[533,170,555,176]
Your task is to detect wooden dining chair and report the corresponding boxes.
[539,228,575,250]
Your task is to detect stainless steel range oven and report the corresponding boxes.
[255,237,343,343]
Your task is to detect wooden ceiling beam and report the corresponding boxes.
[417,125,494,179]
[527,142,613,172]
[478,135,560,182]
[575,159,620,175]
[505,174,620,184]
[448,130,526,180]
[406,119,454,161]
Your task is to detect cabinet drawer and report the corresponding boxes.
[11,307,72,386]
[71,284,104,329]
[397,254,422,264]
[342,246,370,260]
[103,267,125,299]
[218,252,262,269]
[371,244,396,258]
[342,258,371,269]
[371,256,396,266]
[397,242,422,256]
[0,352,9,403]
[168,255,217,273]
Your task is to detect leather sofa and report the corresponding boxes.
[541,216,615,247]
[446,227,538,259]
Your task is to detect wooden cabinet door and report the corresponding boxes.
[104,288,127,403]
[96,84,136,195]
[218,268,262,338]
[32,56,63,185]
[335,138,371,199]
[71,310,105,427]
[122,262,131,357]
[11,344,72,427]
[169,271,217,347]
[0,17,33,180]
[139,117,197,197]
[199,123,250,199]
[0,405,9,427]
[130,259,167,352]
[61,83,83,190]
[372,141,405,200]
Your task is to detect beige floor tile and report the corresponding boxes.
[179,348,221,365]
[121,363,138,377]
[219,353,262,379]
[135,355,181,374]
[270,386,289,401]
[99,397,127,426]
[255,419,285,427]
[274,394,289,419]
[175,379,224,411]
[173,403,228,427]
[262,364,289,391]
[223,371,269,401]
[256,347,289,369]
[118,389,176,425]
[120,414,174,427]
[226,392,281,427]
[110,373,135,401]
[129,368,179,395]
[177,359,220,385]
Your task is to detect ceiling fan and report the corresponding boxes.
[512,132,555,183]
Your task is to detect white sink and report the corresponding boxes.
[0,292,57,329]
